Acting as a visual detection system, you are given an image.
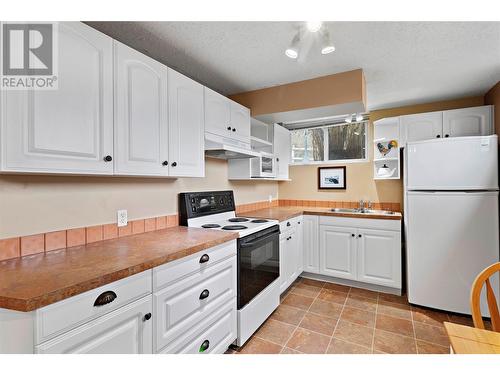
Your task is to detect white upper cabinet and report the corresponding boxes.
[229,101,251,142]
[114,41,169,176]
[442,106,493,138]
[204,87,251,144]
[168,69,205,177]
[204,88,231,138]
[1,22,114,174]
[274,124,291,180]
[400,111,443,143]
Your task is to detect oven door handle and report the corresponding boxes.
[239,232,278,248]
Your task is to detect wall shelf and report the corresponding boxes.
[373,117,401,180]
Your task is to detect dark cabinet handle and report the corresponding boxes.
[103,155,113,162]
[143,312,152,322]
[445,134,450,138]
[351,234,355,237]
[199,289,210,300]
[298,222,301,224]
[286,222,291,227]
[162,161,168,166]
[276,158,280,162]
[436,135,441,138]
[199,254,210,263]
[171,162,177,167]
[227,126,231,130]
[94,291,117,306]
[358,234,362,238]
[199,340,210,353]
[232,128,236,132]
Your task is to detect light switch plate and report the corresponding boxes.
[117,210,128,227]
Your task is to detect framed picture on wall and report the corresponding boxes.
[318,166,346,190]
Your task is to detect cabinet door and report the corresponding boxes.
[35,296,153,354]
[230,101,251,143]
[295,217,304,275]
[204,87,231,137]
[168,69,205,177]
[1,22,113,174]
[303,215,319,273]
[401,112,443,143]
[279,234,289,293]
[287,228,299,285]
[357,229,401,288]
[274,124,291,179]
[442,106,493,138]
[114,41,168,176]
[319,225,357,280]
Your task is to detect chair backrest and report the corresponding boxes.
[470,262,500,332]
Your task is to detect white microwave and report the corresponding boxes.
[251,154,276,178]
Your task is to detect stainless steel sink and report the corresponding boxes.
[331,208,395,215]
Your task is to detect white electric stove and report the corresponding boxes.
[179,190,281,346]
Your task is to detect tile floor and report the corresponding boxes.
[228,277,481,354]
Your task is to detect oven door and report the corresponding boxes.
[237,225,280,309]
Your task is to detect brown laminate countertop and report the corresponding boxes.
[0,227,238,312]
[244,206,402,222]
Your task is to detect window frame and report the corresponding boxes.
[290,121,369,166]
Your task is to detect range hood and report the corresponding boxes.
[205,133,260,159]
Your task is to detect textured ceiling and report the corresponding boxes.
[87,21,500,110]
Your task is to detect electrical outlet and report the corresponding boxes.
[117,210,128,227]
[268,195,273,202]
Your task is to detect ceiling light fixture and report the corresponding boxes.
[306,21,323,33]
[320,30,335,55]
[285,32,300,59]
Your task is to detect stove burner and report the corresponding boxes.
[201,224,221,228]
[222,225,248,230]
[251,219,269,223]
[228,217,249,222]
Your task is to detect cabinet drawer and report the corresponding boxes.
[154,256,236,352]
[35,295,152,354]
[319,215,401,231]
[35,270,152,344]
[153,240,236,291]
[280,216,300,233]
[159,298,236,354]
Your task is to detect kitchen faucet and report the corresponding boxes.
[358,200,365,211]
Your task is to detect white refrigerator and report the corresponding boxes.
[405,135,499,315]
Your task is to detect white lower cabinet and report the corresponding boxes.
[318,217,402,289]
[279,216,302,293]
[319,226,357,280]
[35,296,153,354]
[302,215,319,273]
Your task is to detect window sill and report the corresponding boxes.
[290,158,369,166]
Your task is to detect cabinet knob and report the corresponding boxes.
[103,155,113,162]
[358,234,362,238]
[199,340,210,353]
[162,161,169,166]
[286,222,291,227]
[445,134,450,138]
[227,126,232,130]
[351,234,355,237]
[276,158,280,162]
[199,289,210,300]
[171,162,177,167]
[199,254,210,263]
[143,312,152,322]
[436,135,441,138]
[232,128,236,132]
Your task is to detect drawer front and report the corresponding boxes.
[319,215,401,231]
[154,256,236,352]
[159,298,236,354]
[280,216,300,233]
[153,240,236,291]
[35,270,152,344]
[35,295,152,354]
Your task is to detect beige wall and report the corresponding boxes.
[485,81,500,142]
[229,69,365,116]
[279,95,485,207]
[0,158,278,239]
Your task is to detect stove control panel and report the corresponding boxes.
[179,191,235,224]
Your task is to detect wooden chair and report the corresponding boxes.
[470,262,500,332]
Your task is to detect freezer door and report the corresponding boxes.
[407,191,499,315]
[406,135,498,190]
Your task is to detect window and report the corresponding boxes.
[291,121,367,164]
